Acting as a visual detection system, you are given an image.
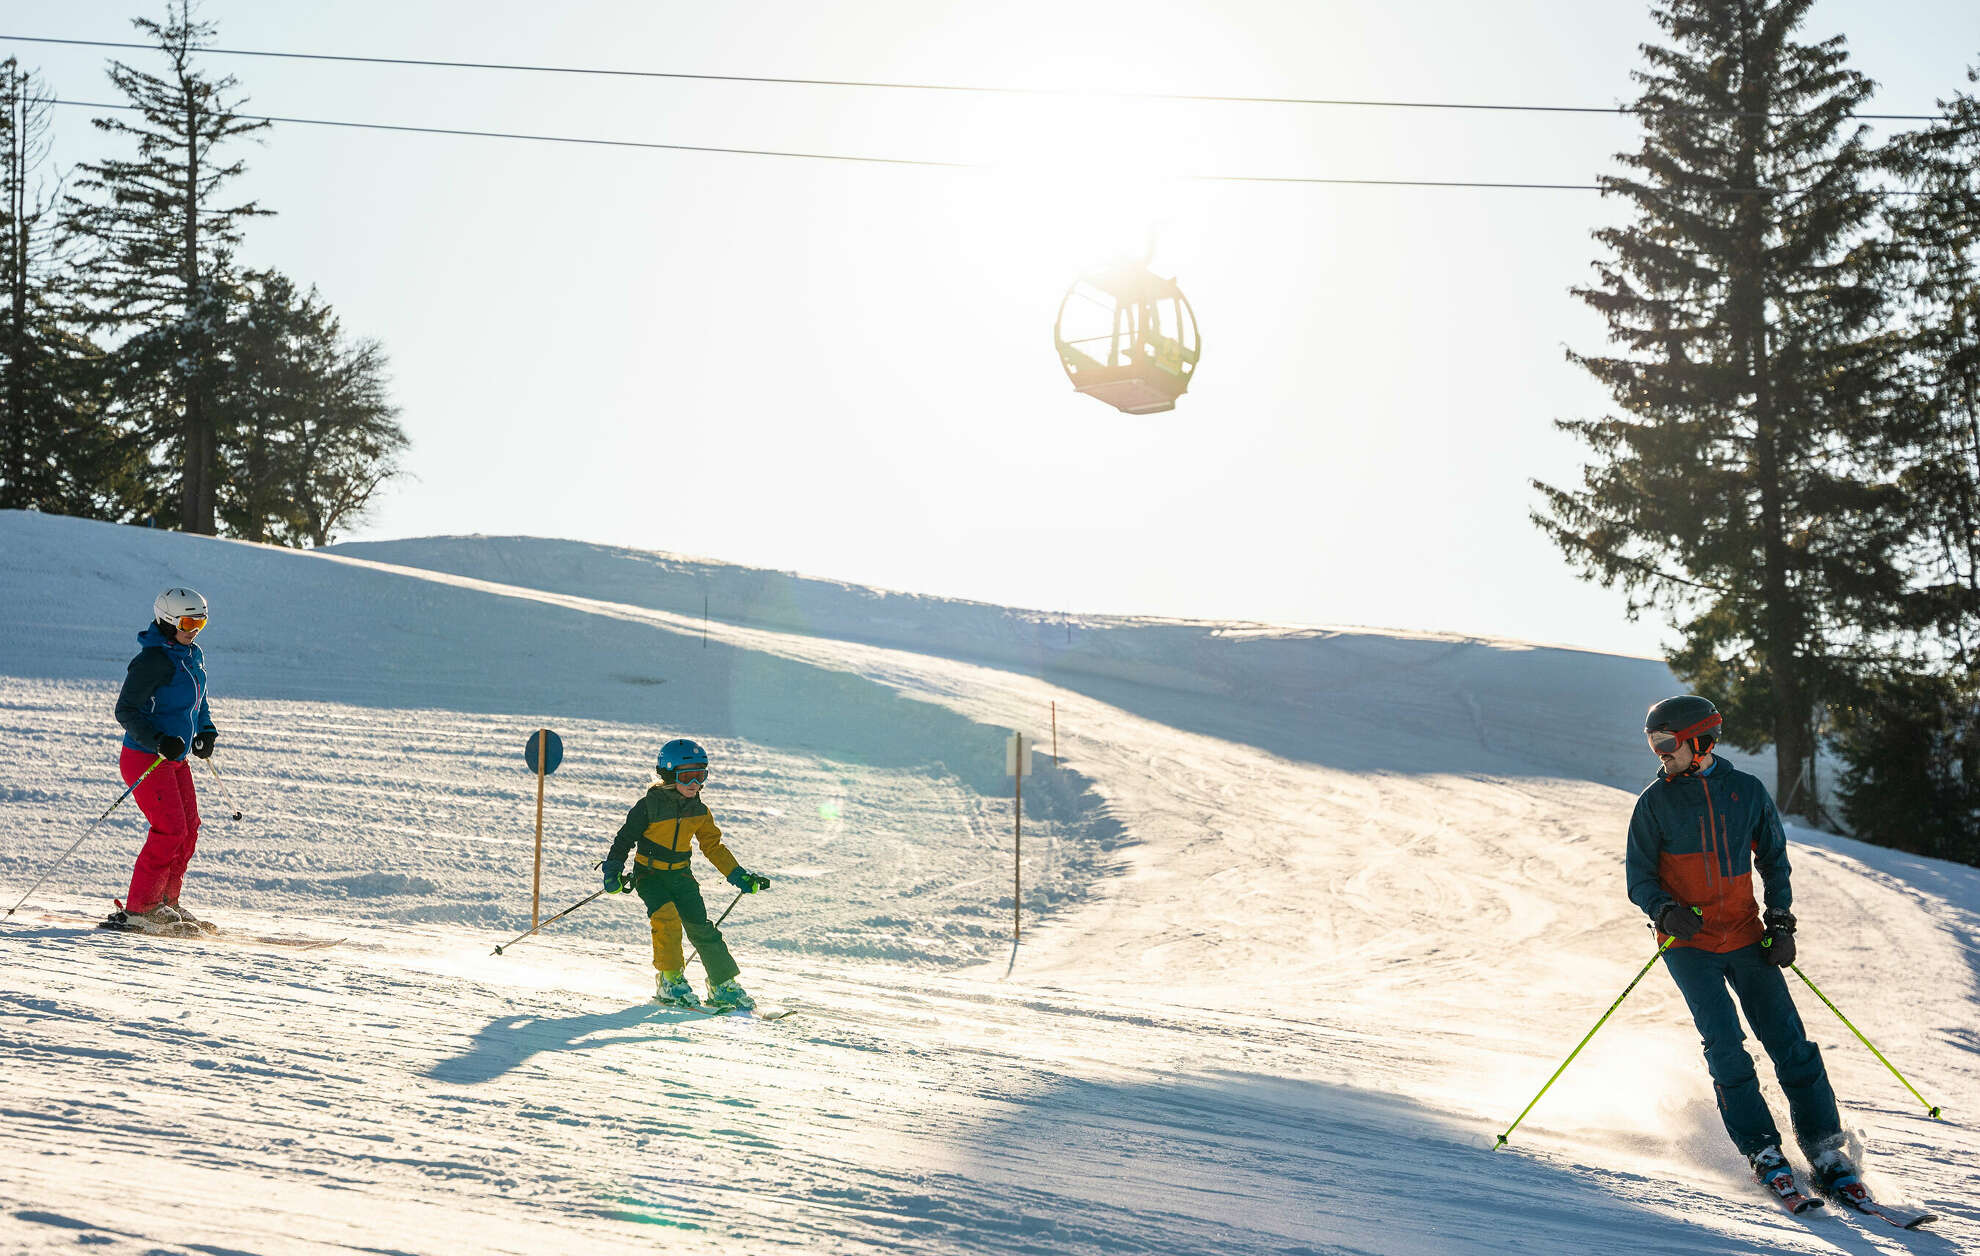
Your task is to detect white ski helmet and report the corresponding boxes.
[153,586,209,631]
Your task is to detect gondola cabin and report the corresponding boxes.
[1053,263,1201,415]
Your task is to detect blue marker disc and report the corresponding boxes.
[523,729,564,775]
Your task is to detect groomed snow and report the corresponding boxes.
[2,509,1975,1255]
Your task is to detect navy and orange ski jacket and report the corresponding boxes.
[1625,755,1792,953]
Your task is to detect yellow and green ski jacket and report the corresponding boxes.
[606,785,740,879]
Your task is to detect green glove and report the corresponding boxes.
[727,866,770,893]
[603,864,631,894]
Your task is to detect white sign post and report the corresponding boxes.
[1006,732,1032,941]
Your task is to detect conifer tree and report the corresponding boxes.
[1533,0,1904,819]
[286,321,406,549]
[1883,67,1980,669]
[64,1,268,535]
[1828,66,1980,860]
[0,57,115,515]
[215,271,406,547]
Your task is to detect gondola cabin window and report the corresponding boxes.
[1053,262,1201,415]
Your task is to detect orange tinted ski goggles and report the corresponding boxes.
[172,614,207,634]
[674,768,708,785]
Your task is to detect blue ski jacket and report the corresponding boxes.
[1625,755,1791,953]
[114,624,215,760]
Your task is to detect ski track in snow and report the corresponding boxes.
[2,513,1977,1255]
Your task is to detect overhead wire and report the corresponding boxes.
[44,97,1949,197]
[1,32,1950,122]
[23,98,1661,191]
[13,31,1957,196]
[48,98,978,173]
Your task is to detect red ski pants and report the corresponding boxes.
[120,746,201,914]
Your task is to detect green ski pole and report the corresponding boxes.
[1790,963,1944,1120]
[1497,929,1682,1148]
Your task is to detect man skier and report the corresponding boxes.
[1626,695,1863,1208]
[600,738,770,1009]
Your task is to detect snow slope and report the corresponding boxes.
[2,509,1975,1255]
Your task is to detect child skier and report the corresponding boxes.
[600,738,770,1008]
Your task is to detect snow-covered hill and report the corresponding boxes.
[3,509,1975,1255]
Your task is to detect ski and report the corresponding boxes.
[1825,1181,1936,1230]
[649,1000,796,1022]
[94,918,345,950]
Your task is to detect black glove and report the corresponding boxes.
[156,734,187,761]
[1657,902,1704,940]
[1761,908,1796,967]
[191,729,216,759]
[727,866,771,893]
[602,864,632,894]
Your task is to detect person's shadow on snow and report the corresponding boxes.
[427,1002,702,1084]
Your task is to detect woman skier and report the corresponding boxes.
[600,738,770,1008]
[108,587,220,933]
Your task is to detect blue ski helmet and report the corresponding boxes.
[655,738,709,783]
[1645,695,1722,754]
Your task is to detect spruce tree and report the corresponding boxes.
[215,271,406,546]
[285,316,406,548]
[1882,67,1980,667]
[1830,65,1980,860]
[0,57,115,515]
[64,1,268,535]
[1533,0,1904,819]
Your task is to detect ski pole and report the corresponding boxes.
[1496,933,1678,1148]
[491,888,609,955]
[4,754,167,920]
[1791,964,1944,1119]
[200,755,245,821]
[683,889,747,975]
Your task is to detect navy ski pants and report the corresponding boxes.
[1662,941,1841,1158]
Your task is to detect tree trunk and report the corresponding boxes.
[1733,14,1812,818]
[178,85,216,535]
[3,81,25,507]
[1752,324,1812,816]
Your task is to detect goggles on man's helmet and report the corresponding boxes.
[1647,713,1722,754]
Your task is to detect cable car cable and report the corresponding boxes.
[43,96,1955,196]
[1,33,1950,123]
[45,97,975,171]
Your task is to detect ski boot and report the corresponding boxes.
[1812,1145,1866,1201]
[104,903,194,936]
[1749,1146,1822,1214]
[654,969,697,1007]
[705,978,756,1010]
[166,900,219,935]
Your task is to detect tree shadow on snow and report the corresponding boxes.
[323,533,1699,792]
[12,515,1032,797]
[871,1070,1923,1256]
[13,516,1707,795]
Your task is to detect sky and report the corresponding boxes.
[6,1,1977,657]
